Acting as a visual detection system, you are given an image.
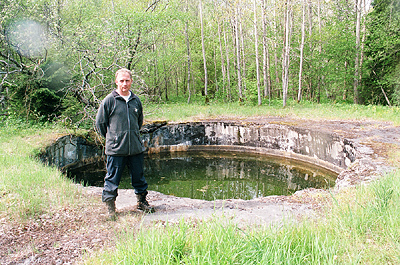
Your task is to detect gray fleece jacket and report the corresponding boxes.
[95,90,145,156]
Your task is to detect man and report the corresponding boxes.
[96,68,154,218]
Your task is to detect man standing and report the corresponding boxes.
[96,68,154,218]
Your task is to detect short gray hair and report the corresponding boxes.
[115,68,132,80]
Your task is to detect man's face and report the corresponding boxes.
[115,72,133,96]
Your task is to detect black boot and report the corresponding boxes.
[136,191,155,213]
[105,199,116,220]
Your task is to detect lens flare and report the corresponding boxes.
[6,19,48,58]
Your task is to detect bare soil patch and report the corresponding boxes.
[0,196,115,265]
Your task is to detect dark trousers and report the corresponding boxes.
[102,153,148,202]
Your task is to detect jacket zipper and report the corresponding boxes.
[126,99,131,154]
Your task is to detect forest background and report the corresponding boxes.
[0,0,399,127]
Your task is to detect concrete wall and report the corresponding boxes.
[42,121,356,174]
[143,122,356,173]
[40,135,103,169]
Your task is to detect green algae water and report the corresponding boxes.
[69,151,337,201]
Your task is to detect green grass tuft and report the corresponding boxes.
[85,170,400,264]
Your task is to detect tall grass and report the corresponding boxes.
[0,118,81,220]
[145,100,400,125]
[85,171,400,264]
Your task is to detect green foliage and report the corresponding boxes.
[3,69,63,121]
[362,0,400,105]
[1,0,398,126]
[243,78,260,106]
[30,87,61,119]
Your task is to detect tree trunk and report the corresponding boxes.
[343,61,348,100]
[359,0,367,103]
[273,2,280,98]
[308,0,313,100]
[261,0,271,103]
[213,47,218,93]
[239,11,247,97]
[297,0,306,102]
[234,8,243,101]
[223,22,232,101]
[353,0,361,104]
[185,0,192,104]
[254,0,262,106]
[317,0,322,103]
[199,0,208,101]
[217,22,226,94]
[282,0,292,107]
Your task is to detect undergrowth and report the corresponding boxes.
[85,171,400,264]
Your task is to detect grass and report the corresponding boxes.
[1,102,400,264]
[0,118,83,220]
[84,171,400,264]
[145,100,400,125]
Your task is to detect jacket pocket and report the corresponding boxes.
[130,130,145,154]
[106,131,129,155]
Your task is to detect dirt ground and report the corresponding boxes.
[1,117,400,265]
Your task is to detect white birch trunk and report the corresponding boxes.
[185,0,191,104]
[262,0,271,102]
[298,0,306,102]
[254,0,261,105]
[199,0,208,98]
[353,0,361,104]
[239,11,246,95]
[282,0,292,107]
[218,22,226,94]
[235,8,243,100]
[223,22,232,100]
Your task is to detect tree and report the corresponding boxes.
[353,0,362,104]
[363,0,400,105]
[199,0,208,101]
[0,0,63,119]
[185,0,192,104]
[234,6,243,101]
[282,0,292,107]
[297,0,306,102]
[3,0,390,125]
[254,0,262,106]
[261,0,271,102]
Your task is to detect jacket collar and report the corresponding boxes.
[112,90,137,101]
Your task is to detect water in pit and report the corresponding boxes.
[68,151,337,201]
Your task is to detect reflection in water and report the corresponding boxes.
[67,151,337,201]
[126,152,336,200]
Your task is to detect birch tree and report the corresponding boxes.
[353,0,362,104]
[223,21,232,101]
[282,0,292,107]
[297,0,306,102]
[199,0,208,100]
[217,22,226,94]
[261,0,271,102]
[234,7,243,101]
[254,0,261,105]
[185,0,192,103]
[273,1,281,97]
